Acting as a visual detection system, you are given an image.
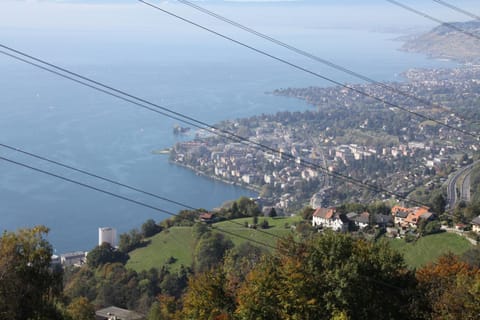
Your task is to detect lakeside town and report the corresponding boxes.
[169,67,480,212]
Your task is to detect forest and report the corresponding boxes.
[1,217,480,320]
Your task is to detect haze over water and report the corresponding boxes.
[0,0,465,252]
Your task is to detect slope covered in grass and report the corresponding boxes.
[388,232,472,268]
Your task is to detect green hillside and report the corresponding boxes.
[126,216,301,272]
[127,216,472,272]
[388,232,472,268]
[126,226,196,272]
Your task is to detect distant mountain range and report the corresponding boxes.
[402,20,480,63]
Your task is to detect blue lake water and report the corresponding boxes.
[0,2,457,252]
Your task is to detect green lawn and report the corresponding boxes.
[127,219,471,272]
[126,216,302,272]
[126,227,196,273]
[388,232,472,269]
[213,216,302,248]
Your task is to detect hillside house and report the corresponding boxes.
[392,206,434,228]
[199,212,216,224]
[312,207,349,232]
[349,212,393,230]
[351,212,370,229]
[472,216,480,233]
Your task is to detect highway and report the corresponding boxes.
[446,160,480,210]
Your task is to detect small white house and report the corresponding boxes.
[472,216,480,233]
[312,207,348,232]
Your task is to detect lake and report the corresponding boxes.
[0,1,456,252]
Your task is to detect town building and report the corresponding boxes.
[60,251,87,267]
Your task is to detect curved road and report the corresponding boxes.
[446,160,480,209]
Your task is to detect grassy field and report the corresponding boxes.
[126,216,302,272]
[213,216,302,248]
[126,227,196,273]
[388,232,472,268]
[127,217,470,272]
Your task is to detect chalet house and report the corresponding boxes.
[375,214,393,228]
[312,207,349,232]
[392,206,434,228]
[351,212,370,229]
[199,212,216,224]
[472,216,480,233]
[350,212,393,230]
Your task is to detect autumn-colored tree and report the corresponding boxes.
[147,295,180,320]
[222,243,265,295]
[416,254,480,319]
[236,233,416,320]
[182,269,235,320]
[66,297,95,320]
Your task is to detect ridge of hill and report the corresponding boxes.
[126,216,301,272]
[126,216,472,272]
[402,20,480,63]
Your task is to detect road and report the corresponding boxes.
[446,160,480,209]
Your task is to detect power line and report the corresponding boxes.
[0,155,277,250]
[176,0,469,135]
[432,0,480,21]
[0,155,407,291]
[386,0,480,41]
[138,0,479,140]
[0,46,442,209]
[0,142,285,242]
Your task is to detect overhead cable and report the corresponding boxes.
[386,0,480,41]
[175,0,470,134]
[138,0,479,140]
[0,47,448,208]
[0,155,277,250]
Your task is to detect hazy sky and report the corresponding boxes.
[2,0,478,34]
[0,0,477,66]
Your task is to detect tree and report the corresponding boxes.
[222,243,265,295]
[118,229,143,253]
[66,297,95,320]
[182,269,235,320]
[416,254,480,319]
[237,233,416,319]
[230,202,240,219]
[0,226,63,320]
[299,206,315,220]
[87,243,127,268]
[148,294,180,320]
[268,207,277,218]
[192,223,209,240]
[462,246,480,268]
[194,233,233,273]
[260,220,269,229]
[430,193,446,215]
[142,219,161,238]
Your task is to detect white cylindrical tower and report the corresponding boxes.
[98,227,117,247]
